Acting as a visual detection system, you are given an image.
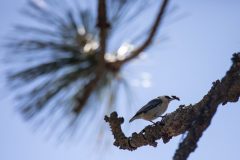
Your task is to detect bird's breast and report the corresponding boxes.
[140,102,169,120]
[155,103,168,116]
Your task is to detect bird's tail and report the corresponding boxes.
[129,115,138,123]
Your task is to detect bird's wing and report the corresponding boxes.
[135,98,162,115]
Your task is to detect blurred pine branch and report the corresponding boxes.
[4,0,169,138]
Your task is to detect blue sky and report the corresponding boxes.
[0,0,240,160]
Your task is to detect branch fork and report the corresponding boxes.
[105,53,240,160]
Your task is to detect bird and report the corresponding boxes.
[129,95,180,123]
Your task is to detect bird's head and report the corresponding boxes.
[162,95,180,102]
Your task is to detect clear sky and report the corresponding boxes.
[0,0,240,160]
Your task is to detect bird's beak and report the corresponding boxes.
[171,95,180,101]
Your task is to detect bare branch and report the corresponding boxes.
[117,0,169,65]
[105,53,240,151]
[173,53,240,160]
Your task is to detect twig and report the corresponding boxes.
[117,0,169,65]
[105,53,240,151]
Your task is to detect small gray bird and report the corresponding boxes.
[129,95,180,123]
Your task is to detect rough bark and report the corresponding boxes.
[104,53,240,155]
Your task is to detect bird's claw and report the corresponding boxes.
[158,114,168,118]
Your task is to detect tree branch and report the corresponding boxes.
[73,74,101,113]
[97,0,110,65]
[104,53,240,151]
[115,0,169,66]
[73,0,111,113]
[173,53,240,160]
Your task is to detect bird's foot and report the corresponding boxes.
[158,114,167,118]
